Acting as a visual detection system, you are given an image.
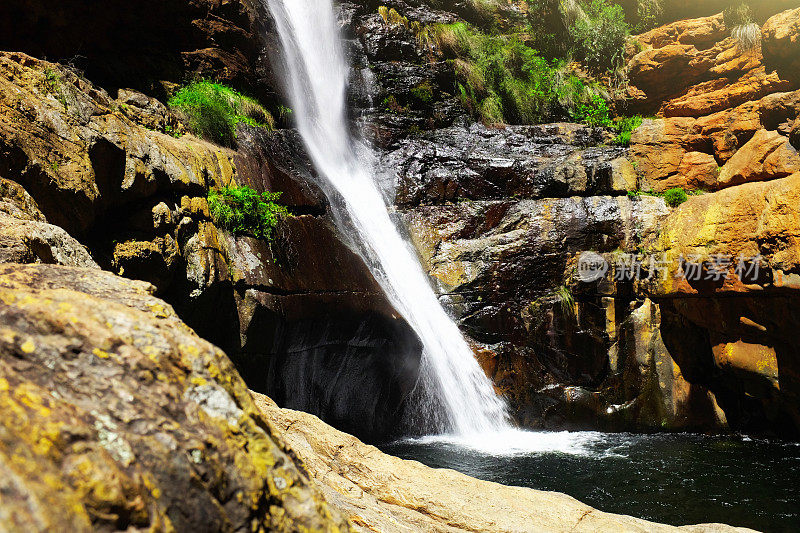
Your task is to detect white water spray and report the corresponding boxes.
[265,0,511,435]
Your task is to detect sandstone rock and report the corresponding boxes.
[629,118,716,192]
[717,129,800,187]
[0,177,45,221]
[254,393,751,533]
[662,68,792,118]
[762,8,800,85]
[626,8,796,117]
[0,263,350,532]
[694,90,800,161]
[644,173,800,294]
[635,13,727,50]
[0,214,99,268]
[629,91,800,191]
[0,52,238,235]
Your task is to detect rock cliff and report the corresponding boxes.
[0,0,798,529]
[338,2,800,436]
[0,50,421,441]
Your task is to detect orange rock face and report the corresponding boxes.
[762,7,800,84]
[627,7,800,194]
[718,129,800,187]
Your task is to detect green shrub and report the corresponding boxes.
[612,115,643,146]
[573,93,612,127]
[168,81,274,147]
[663,187,688,207]
[207,186,288,240]
[569,0,629,74]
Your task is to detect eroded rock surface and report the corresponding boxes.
[0,263,350,532]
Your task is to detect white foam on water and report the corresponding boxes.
[402,429,613,457]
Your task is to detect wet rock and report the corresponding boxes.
[388,123,623,206]
[0,263,351,531]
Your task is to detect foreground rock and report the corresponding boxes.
[0,263,350,531]
[253,393,753,533]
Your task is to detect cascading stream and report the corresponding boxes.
[265,0,511,436]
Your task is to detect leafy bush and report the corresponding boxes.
[168,81,274,147]
[612,115,643,146]
[207,186,288,240]
[569,0,629,74]
[663,187,688,207]
[574,93,612,127]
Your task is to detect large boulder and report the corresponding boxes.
[762,8,800,85]
[0,263,350,531]
[717,129,800,187]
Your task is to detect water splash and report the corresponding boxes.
[265,0,510,435]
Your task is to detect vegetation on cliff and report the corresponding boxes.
[168,81,274,146]
[208,185,288,241]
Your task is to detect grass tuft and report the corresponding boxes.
[168,81,274,147]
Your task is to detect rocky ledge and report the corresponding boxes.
[253,393,754,533]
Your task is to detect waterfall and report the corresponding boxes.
[265,0,511,436]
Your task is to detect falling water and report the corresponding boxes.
[265,0,511,435]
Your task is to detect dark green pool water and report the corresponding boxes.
[382,432,800,532]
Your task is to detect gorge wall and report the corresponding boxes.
[0,0,798,529]
[339,1,800,438]
[0,0,799,444]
